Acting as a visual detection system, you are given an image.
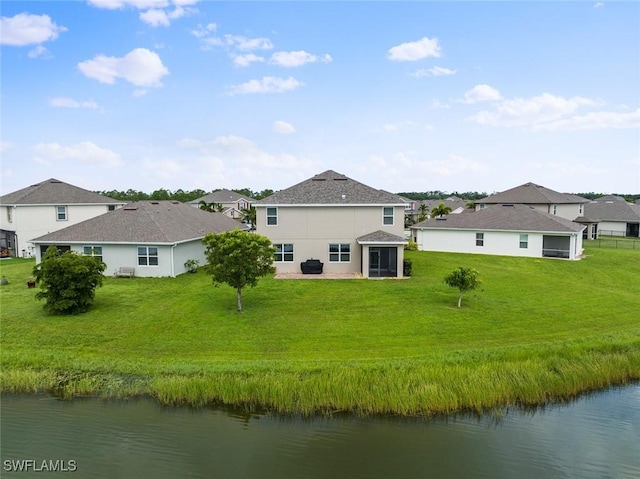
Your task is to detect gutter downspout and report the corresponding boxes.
[170,243,177,277]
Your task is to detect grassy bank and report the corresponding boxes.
[1,248,639,416]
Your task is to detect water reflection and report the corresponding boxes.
[1,384,638,478]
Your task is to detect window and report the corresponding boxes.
[476,232,484,247]
[56,206,67,221]
[108,205,116,211]
[478,204,486,210]
[383,207,394,225]
[83,246,103,261]
[552,204,558,215]
[329,243,350,262]
[6,207,12,223]
[519,234,528,249]
[267,207,278,226]
[138,246,158,266]
[273,243,294,262]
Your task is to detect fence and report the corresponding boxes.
[585,238,640,250]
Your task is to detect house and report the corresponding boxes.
[254,170,408,278]
[475,182,590,221]
[30,201,246,277]
[411,204,585,260]
[189,189,254,220]
[578,195,640,239]
[0,178,126,258]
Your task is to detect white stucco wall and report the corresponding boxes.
[0,204,118,257]
[33,239,207,278]
[476,203,583,221]
[597,221,627,237]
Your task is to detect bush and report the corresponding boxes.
[403,259,413,276]
[33,247,106,314]
[404,240,418,251]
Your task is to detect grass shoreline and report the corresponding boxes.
[2,248,639,416]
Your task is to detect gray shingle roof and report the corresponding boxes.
[31,201,246,244]
[1,178,123,205]
[256,170,406,205]
[357,230,407,243]
[476,182,589,205]
[583,195,640,222]
[190,188,254,204]
[411,204,584,233]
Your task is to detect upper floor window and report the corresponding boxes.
[266,207,278,226]
[329,243,350,262]
[274,243,294,262]
[551,204,558,215]
[579,204,584,215]
[83,246,103,261]
[108,205,116,211]
[478,204,486,210]
[56,206,67,221]
[476,232,484,247]
[519,234,528,249]
[6,207,12,223]
[138,246,158,266]
[383,207,394,225]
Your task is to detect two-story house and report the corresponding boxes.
[0,178,125,258]
[189,189,254,220]
[254,170,408,278]
[475,182,590,221]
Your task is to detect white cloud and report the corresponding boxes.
[462,84,502,103]
[0,13,67,46]
[468,92,598,128]
[88,0,170,10]
[593,2,604,8]
[226,76,303,95]
[387,37,441,62]
[77,48,169,87]
[232,53,265,67]
[204,34,273,51]
[534,107,640,131]
[139,9,171,27]
[191,23,217,38]
[28,45,51,59]
[270,51,332,67]
[431,99,450,109]
[49,97,99,109]
[273,121,296,134]
[89,0,196,26]
[410,66,457,78]
[383,124,398,131]
[32,141,122,167]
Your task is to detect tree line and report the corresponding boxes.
[94,188,277,203]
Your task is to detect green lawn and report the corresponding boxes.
[1,248,638,415]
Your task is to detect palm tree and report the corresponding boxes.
[431,202,452,218]
[240,206,257,230]
[418,203,429,222]
[198,200,215,212]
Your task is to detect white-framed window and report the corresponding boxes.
[266,207,278,226]
[552,204,558,215]
[6,207,12,223]
[329,243,350,262]
[274,243,294,262]
[476,232,484,247]
[579,204,584,215]
[138,246,158,266]
[383,207,394,225]
[56,205,68,221]
[478,204,486,210]
[519,234,528,249]
[108,205,117,211]
[83,246,103,261]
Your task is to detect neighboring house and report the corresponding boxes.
[30,201,245,277]
[411,204,585,260]
[0,178,125,258]
[475,182,589,221]
[189,189,255,220]
[254,170,408,278]
[578,195,640,239]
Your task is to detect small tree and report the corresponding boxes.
[444,267,481,308]
[418,203,429,222]
[202,229,275,311]
[33,246,106,314]
[431,202,452,218]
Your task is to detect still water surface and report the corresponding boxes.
[2,384,639,478]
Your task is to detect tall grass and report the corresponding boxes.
[1,248,639,416]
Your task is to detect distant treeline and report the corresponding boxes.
[576,193,640,202]
[397,191,488,201]
[95,188,276,203]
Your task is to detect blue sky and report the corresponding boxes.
[1,1,639,196]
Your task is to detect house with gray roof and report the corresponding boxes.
[475,182,589,221]
[189,189,254,220]
[410,204,586,260]
[0,178,125,258]
[30,201,245,277]
[578,195,640,239]
[254,170,408,278]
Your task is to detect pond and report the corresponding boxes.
[2,384,639,478]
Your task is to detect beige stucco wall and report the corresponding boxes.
[256,205,406,275]
[476,203,584,221]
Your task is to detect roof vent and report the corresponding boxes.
[312,178,326,181]
[150,201,159,205]
[124,206,138,211]
[341,194,346,200]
